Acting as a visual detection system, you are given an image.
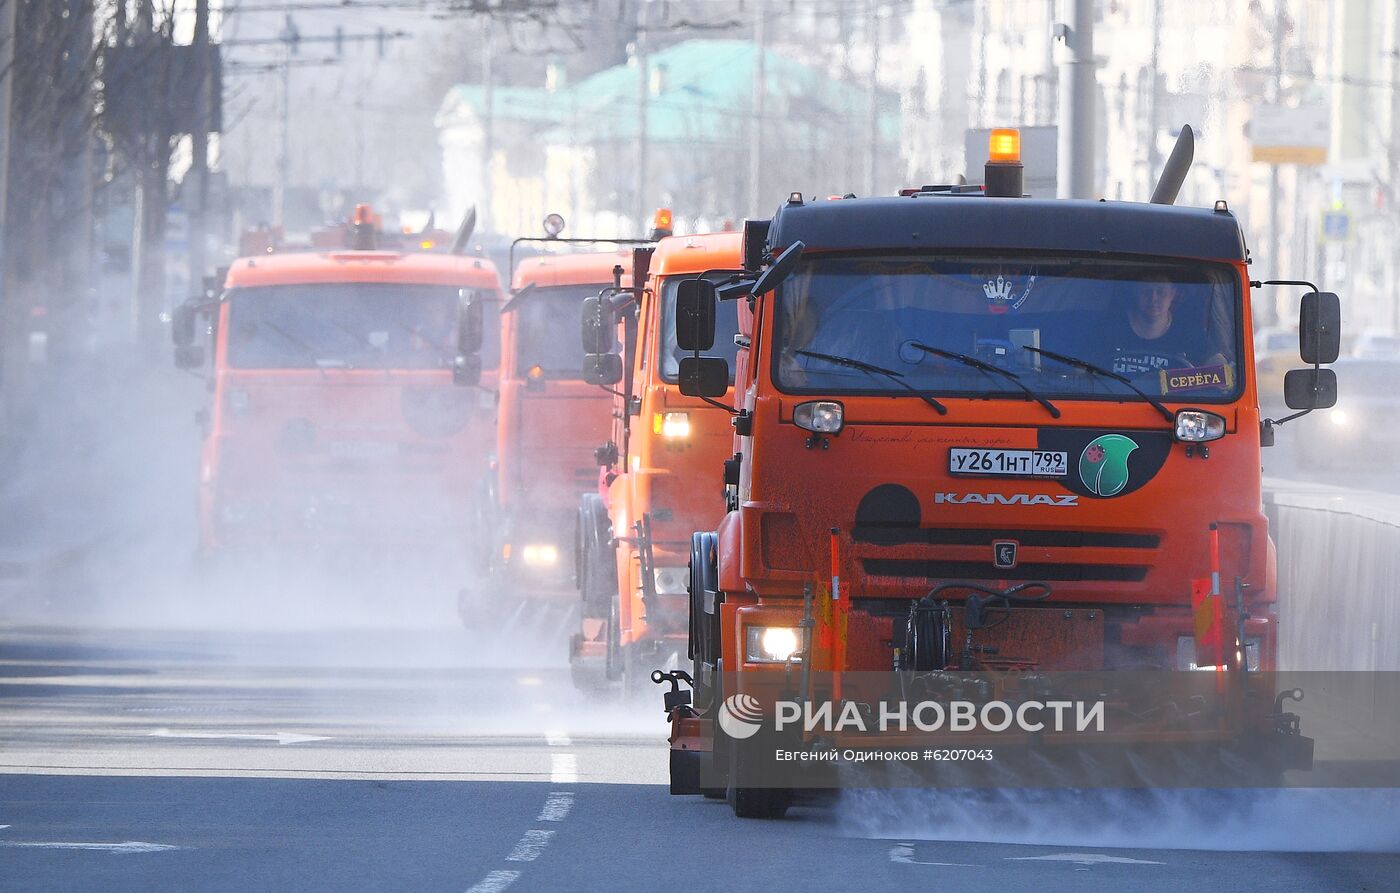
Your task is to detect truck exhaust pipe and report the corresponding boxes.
[1149,125,1194,205]
[450,206,477,255]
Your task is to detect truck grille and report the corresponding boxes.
[862,558,1149,582]
[853,526,1159,549]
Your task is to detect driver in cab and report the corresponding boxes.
[1108,276,1198,377]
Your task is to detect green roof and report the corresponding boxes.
[437,39,900,147]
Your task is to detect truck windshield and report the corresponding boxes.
[512,284,607,379]
[659,275,742,384]
[774,255,1241,403]
[226,283,500,371]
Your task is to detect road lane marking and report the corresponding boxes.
[148,728,330,745]
[888,842,979,867]
[464,869,521,893]
[1008,853,1165,866]
[504,830,555,862]
[544,731,571,747]
[0,840,182,854]
[550,754,578,784]
[536,792,574,822]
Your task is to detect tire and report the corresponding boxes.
[579,494,615,620]
[727,731,790,819]
[688,531,720,712]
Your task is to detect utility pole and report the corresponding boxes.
[1390,0,1400,332]
[634,0,650,234]
[1146,0,1162,197]
[747,0,765,216]
[1267,0,1285,288]
[1056,0,1096,199]
[0,0,16,408]
[866,0,880,197]
[273,14,297,227]
[480,19,493,233]
[189,0,211,299]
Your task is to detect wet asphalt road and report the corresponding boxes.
[2,623,1399,893]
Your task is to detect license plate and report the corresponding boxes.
[949,448,1067,478]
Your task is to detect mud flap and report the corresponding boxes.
[670,749,701,795]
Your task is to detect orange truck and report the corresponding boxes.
[572,232,746,690]
[171,206,503,559]
[457,213,674,616]
[457,247,638,612]
[658,129,1341,816]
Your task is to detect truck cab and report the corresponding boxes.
[572,233,745,689]
[666,135,1340,817]
[475,250,635,602]
[180,243,503,559]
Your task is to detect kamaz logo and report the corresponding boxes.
[934,492,1079,507]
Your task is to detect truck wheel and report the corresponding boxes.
[579,495,615,620]
[688,531,720,711]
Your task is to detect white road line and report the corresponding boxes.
[536,792,574,822]
[504,830,555,863]
[148,728,329,745]
[0,840,183,853]
[464,869,521,893]
[544,730,572,747]
[550,753,578,784]
[1007,853,1165,866]
[888,842,978,867]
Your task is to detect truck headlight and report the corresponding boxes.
[521,543,559,566]
[1174,410,1225,443]
[653,566,688,595]
[657,412,690,440]
[793,400,844,434]
[746,626,801,663]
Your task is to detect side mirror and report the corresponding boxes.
[452,352,482,387]
[174,344,205,369]
[172,303,196,347]
[676,279,718,351]
[678,356,728,398]
[750,240,805,298]
[1299,291,1341,365]
[581,295,615,354]
[458,290,484,354]
[1284,367,1338,410]
[583,353,623,386]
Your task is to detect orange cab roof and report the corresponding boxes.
[224,251,503,291]
[648,232,743,278]
[511,249,633,291]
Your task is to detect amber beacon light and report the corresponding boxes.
[984,128,1024,198]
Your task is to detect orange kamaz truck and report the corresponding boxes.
[172,206,503,559]
[572,232,746,690]
[459,214,674,616]
[657,129,1341,817]
[457,247,637,614]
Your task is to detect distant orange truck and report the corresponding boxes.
[573,232,745,689]
[174,218,503,559]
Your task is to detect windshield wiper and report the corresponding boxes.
[909,342,1060,419]
[795,349,947,415]
[262,321,333,377]
[1023,345,1173,423]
